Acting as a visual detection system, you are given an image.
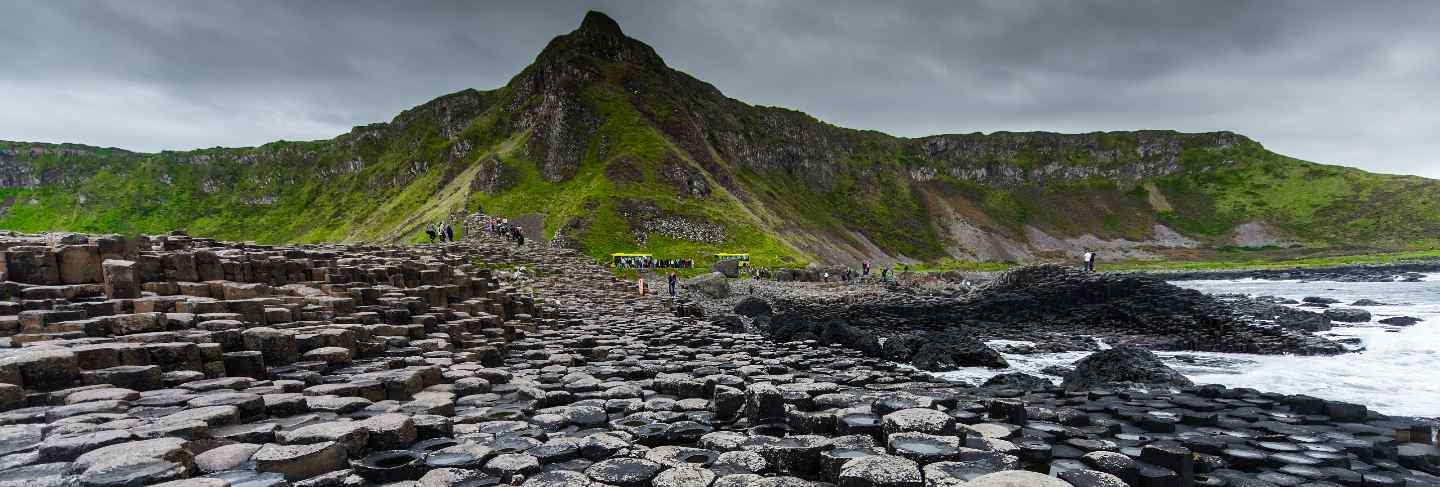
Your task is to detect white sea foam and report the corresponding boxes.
[938,274,1440,417]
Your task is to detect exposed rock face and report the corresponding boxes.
[470,156,517,194]
[1062,346,1194,391]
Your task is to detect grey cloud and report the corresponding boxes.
[0,0,1436,177]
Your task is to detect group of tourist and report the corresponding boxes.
[477,216,526,246]
[424,222,454,243]
[616,256,694,269]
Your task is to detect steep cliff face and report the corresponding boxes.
[3,11,1439,266]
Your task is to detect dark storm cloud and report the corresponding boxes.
[1,1,1437,177]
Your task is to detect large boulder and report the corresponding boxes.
[1062,346,1193,391]
[881,335,927,362]
[1379,316,1422,327]
[982,372,1053,390]
[819,321,883,357]
[1273,308,1332,331]
[1323,308,1372,323]
[683,273,730,299]
[711,259,740,278]
[910,337,1008,372]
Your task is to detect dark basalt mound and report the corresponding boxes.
[908,335,1009,372]
[765,313,1003,372]
[762,264,1346,361]
[1061,346,1194,391]
[982,372,1054,390]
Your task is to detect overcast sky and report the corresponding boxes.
[2,1,1437,177]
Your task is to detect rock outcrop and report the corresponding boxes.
[1062,346,1194,391]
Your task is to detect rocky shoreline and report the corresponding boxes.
[1140,261,1440,283]
[696,265,1349,372]
[0,231,1433,486]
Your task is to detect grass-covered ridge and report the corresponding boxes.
[2,11,1438,269]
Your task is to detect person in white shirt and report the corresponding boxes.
[1083,250,1096,272]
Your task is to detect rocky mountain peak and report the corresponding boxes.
[577,10,624,38]
[535,10,664,70]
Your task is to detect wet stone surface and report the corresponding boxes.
[0,230,1431,486]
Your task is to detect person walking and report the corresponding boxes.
[862,260,871,277]
[514,227,525,246]
[1083,249,1096,272]
[443,222,454,242]
[637,276,648,296]
[425,223,437,243]
[667,271,678,297]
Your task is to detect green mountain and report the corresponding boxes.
[4,11,1440,267]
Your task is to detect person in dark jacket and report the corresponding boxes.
[425,223,437,243]
[443,223,454,242]
[667,272,678,297]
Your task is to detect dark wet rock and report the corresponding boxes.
[1380,316,1423,326]
[981,372,1052,390]
[1269,308,1334,332]
[1040,365,1074,377]
[1062,345,1193,390]
[820,321,883,357]
[886,432,959,464]
[1323,308,1372,323]
[909,335,1008,372]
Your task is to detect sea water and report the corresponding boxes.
[938,275,1440,417]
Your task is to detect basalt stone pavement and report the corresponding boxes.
[0,231,1433,487]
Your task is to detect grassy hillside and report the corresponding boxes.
[2,11,1439,268]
